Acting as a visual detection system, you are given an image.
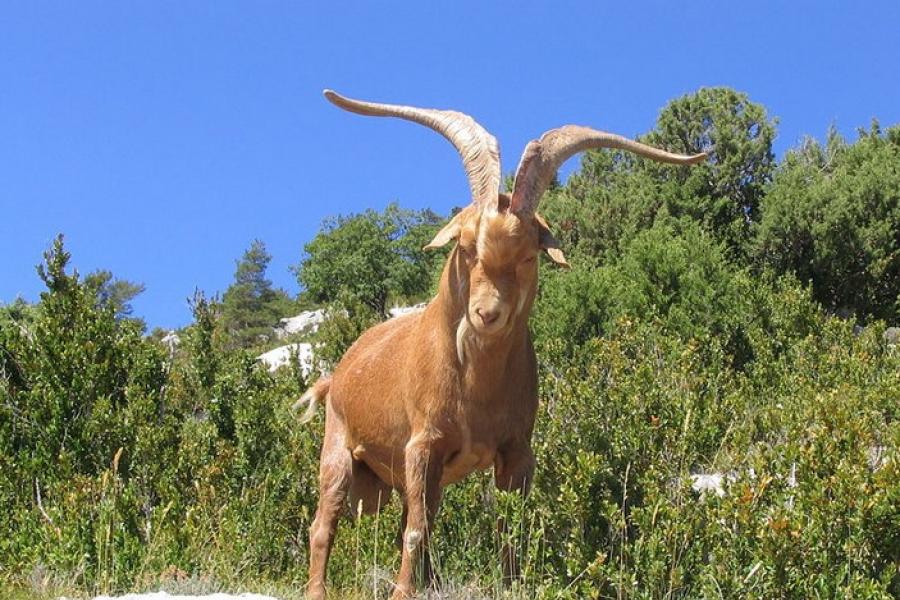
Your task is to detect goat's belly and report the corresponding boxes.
[350,443,496,489]
[348,444,406,489]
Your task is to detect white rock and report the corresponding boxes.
[868,445,889,470]
[260,305,425,375]
[389,303,427,318]
[272,305,424,341]
[256,343,315,376]
[273,309,327,339]
[884,327,900,346]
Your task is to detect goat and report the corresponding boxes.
[299,89,706,599]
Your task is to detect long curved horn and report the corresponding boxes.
[511,125,707,215]
[324,90,501,210]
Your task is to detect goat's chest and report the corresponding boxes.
[440,443,495,485]
[437,387,536,485]
[438,416,497,485]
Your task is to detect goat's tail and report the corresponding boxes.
[291,377,330,424]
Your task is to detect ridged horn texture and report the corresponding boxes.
[511,125,707,216]
[324,89,501,210]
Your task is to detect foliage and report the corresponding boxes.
[2,89,898,599]
[756,123,900,321]
[0,240,316,593]
[0,297,39,329]
[220,240,295,350]
[544,87,777,261]
[534,218,819,371]
[642,87,777,242]
[294,203,443,317]
[521,318,899,598]
[83,270,146,326]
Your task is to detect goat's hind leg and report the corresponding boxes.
[349,459,392,516]
[495,446,535,585]
[307,414,352,600]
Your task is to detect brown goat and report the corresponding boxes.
[298,90,706,599]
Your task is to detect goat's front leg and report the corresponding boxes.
[495,445,535,585]
[396,493,439,588]
[392,436,444,599]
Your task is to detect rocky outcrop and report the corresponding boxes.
[273,309,327,339]
[256,342,315,376]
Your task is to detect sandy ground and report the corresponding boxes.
[62,593,280,600]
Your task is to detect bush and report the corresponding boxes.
[757,124,900,322]
[0,239,319,593]
[522,318,899,598]
[533,218,822,372]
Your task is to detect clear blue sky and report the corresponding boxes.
[2,2,898,330]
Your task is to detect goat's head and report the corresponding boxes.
[324,90,706,340]
[421,200,555,338]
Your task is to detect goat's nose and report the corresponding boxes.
[476,308,500,326]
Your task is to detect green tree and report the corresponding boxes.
[220,240,294,349]
[294,203,442,316]
[756,123,900,321]
[0,299,34,395]
[1,235,167,481]
[83,269,146,326]
[0,297,37,329]
[544,87,777,260]
[643,87,777,232]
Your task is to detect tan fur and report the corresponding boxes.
[304,202,549,599]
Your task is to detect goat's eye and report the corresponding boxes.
[522,256,537,264]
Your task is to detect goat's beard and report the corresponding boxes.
[455,273,473,365]
[456,316,474,366]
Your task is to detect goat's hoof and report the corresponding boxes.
[306,583,326,600]
[390,585,416,599]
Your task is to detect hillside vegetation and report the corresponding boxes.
[1,88,898,599]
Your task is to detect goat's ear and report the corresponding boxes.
[535,213,570,268]
[424,212,464,250]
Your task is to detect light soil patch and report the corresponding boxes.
[61,594,281,600]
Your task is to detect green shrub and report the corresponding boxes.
[757,124,900,322]
[523,318,899,598]
[534,218,822,373]
[0,239,319,594]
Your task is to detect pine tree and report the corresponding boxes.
[84,269,146,327]
[220,240,293,349]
